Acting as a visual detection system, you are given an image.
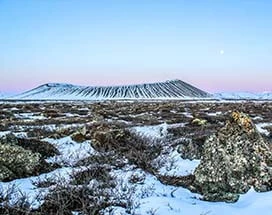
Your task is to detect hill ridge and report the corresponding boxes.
[11,79,210,100]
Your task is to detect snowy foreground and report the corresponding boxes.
[0,101,272,214]
[1,123,272,215]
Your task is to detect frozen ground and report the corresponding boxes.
[0,101,272,214]
[1,131,271,215]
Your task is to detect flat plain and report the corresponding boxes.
[0,100,272,215]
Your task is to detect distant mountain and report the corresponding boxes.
[214,92,272,100]
[10,79,211,100]
[0,92,7,99]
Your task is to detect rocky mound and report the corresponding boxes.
[193,111,272,202]
[0,141,41,181]
[0,134,59,181]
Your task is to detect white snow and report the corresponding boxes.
[65,113,80,117]
[106,123,272,215]
[9,80,210,100]
[106,167,272,215]
[1,107,272,214]
[0,131,10,137]
[182,112,194,118]
[0,167,75,209]
[133,123,169,139]
[256,123,272,136]
[44,136,94,166]
[132,123,186,139]
[0,131,28,138]
[207,111,222,116]
[135,186,272,215]
[10,123,86,133]
[215,92,272,100]
[14,112,47,120]
[0,135,94,209]
[2,161,272,215]
[252,116,263,121]
[158,149,200,177]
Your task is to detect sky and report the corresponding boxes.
[0,0,272,93]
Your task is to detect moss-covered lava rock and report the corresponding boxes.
[0,142,41,181]
[0,133,58,181]
[193,111,272,202]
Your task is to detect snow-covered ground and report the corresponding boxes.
[132,122,186,139]
[206,111,222,116]
[0,135,94,208]
[14,112,47,120]
[44,136,94,166]
[2,148,272,215]
[0,167,75,209]
[1,104,272,214]
[132,123,169,139]
[134,186,272,215]
[158,149,200,177]
[215,92,272,100]
[256,123,272,136]
[107,159,272,215]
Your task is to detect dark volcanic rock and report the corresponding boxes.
[0,133,59,158]
[17,138,60,158]
[0,142,41,181]
[0,133,58,181]
[193,111,272,202]
[71,127,88,143]
[177,136,205,160]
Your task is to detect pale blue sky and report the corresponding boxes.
[0,0,271,93]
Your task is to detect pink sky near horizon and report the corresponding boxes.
[1,67,271,94]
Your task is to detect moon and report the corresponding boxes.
[220,50,225,55]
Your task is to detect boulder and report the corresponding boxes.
[0,133,59,181]
[0,133,59,158]
[177,136,206,160]
[91,125,130,151]
[0,142,41,181]
[191,118,207,126]
[71,126,87,143]
[193,111,272,202]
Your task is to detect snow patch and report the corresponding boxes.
[158,149,200,177]
[207,111,222,116]
[45,136,94,166]
[132,123,186,139]
[256,123,272,136]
